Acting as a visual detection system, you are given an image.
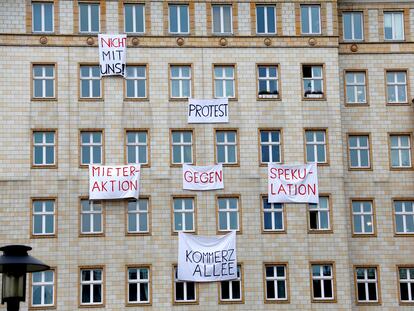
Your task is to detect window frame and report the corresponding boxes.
[77,2,101,33]
[79,129,104,167]
[29,268,57,309]
[31,129,57,169]
[307,195,332,233]
[342,11,364,42]
[170,129,195,166]
[168,4,190,34]
[79,266,105,307]
[256,64,281,100]
[350,199,377,237]
[211,4,233,35]
[347,133,372,170]
[385,69,409,105]
[263,262,289,303]
[354,265,381,305]
[397,265,414,305]
[393,199,414,236]
[125,196,151,236]
[169,64,193,100]
[301,64,325,100]
[79,64,103,100]
[383,11,405,41]
[125,264,152,306]
[218,264,244,304]
[124,129,150,168]
[310,262,336,302]
[213,64,237,100]
[124,64,149,100]
[300,4,321,35]
[172,265,199,305]
[171,195,197,235]
[31,63,57,100]
[79,197,105,237]
[30,197,57,239]
[214,129,239,166]
[255,5,277,35]
[258,128,283,166]
[389,133,413,170]
[344,70,369,106]
[31,1,55,33]
[123,2,146,34]
[260,195,286,234]
[304,128,329,165]
[216,195,242,234]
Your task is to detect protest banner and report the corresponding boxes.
[178,231,237,282]
[268,163,318,203]
[188,98,229,123]
[98,34,127,77]
[89,165,140,200]
[183,164,224,191]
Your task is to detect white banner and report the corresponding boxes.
[183,164,224,191]
[188,98,229,123]
[89,165,140,200]
[98,34,127,77]
[178,231,237,282]
[268,163,318,203]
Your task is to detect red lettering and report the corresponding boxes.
[91,166,100,177]
[308,183,316,195]
[184,171,192,182]
[91,181,100,192]
[123,167,128,176]
[106,167,112,177]
[215,170,223,182]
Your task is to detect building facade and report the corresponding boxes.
[0,0,413,309]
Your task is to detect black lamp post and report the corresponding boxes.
[0,245,49,311]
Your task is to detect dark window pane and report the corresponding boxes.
[129,283,137,302]
[221,281,230,299]
[324,280,333,298]
[357,283,366,301]
[313,280,321,298]
[232,281,241,299]
[266,280,275,299]
[186,282,195,300]
[400,283,409,300]
[367,283,377,301]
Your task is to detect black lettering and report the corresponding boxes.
[192,251,202,263]
[189,104,196,116]
[192,264,201,277]
[221,263,228,276]
[186,250,193,263]
[221,250,228,262]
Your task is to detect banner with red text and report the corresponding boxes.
[178,231,237,282]
[98,34,127,77]
[89,165,140,200]
[268,163,318,203]
[188,98,229,123]
[183,164,224,191]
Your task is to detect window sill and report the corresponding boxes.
[173,301,199,305]
[126,302,151,307]
[345,102,369,107]
[29,305,56,310]
[257,96,281,101]
[390,166,413,171]
[264,298,290,304]
[218,163,239,167]
[348,167,373,171]
[79,164,103,169]
[386,102,410,106]
[79,303,105,308]
[302,96,326,101]
[31,98,57,102]
[308,229,333,234]
[394,233,414,237]
[352,233,377,238]
[169,97,190,101]
[218,299,244,305]
[78,98,104,102]
[124,98,149,102]
[31,165,58,169]
[355,301,381,306]
[79,233,105,238]
[125,232,151,237]
[262,230,286,234]
[30,234,57,239]
[311,298,336,303]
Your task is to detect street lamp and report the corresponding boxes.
[0,245,49,311]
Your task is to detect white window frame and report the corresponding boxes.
[31,270,55,307]
[308,196,330,231]
[127,199,149,234]
[124,3,145,33]
[352,201,374,235]
[80,65,101,98]
[32,200,55,236]
[301,5,321,35]
[384,12,404,41]
[33,131,56,166]
[125,65,147,99]
[212,5,233,34]
[256,5,276,34]
[80,200,103,234]
[345,71,367,104]
[220,265,242,301]
[80,268,103,305]
[349,135,370,168]
[126,131,148,165]
[173,197,195,233]
[342,12,364,41]
[262,197,284,232]
[390,135,411,168]
[265,264,287,301]
[399,267,414,302]
[394,201,414,234]
[33,65,55,98]
[79,3,100,33]
[169,4,190,34]
[218,197,239,232]
[32,2,54,33]
[303,65,324,98]
[356,267,379,303]
[216,130,237,165]
[127,267,150,304]
[260,130,281,163]
[311,264,334,300]
[214,66,235,98]
[170,65,192,98]
[174,267,197,302]
[80,131,102,165]
[257,65,279,99]
[305,130,327,164]
[171,130,193,165]
[386,71,407,104]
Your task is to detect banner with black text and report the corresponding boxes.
[188,98,229,123]
[98,34,127,77]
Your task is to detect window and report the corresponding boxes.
[127,267,150,304]
[398,267,414,303]
[80,65,101,98]
[394,201,414,234]
[124,4,145,33]
[31,270,55,307]
[32,65,55,99]
[214,65,235,98]
[32,2,54,33]
[171,130,193,165]
[220,265,242,302]
[302,65,324,98]
[79,2,100,33]
[174,267,196,303]
[217,197,239,232]
[311,264,334,301]
[384,12,404,40]
[386,71,407,103]
[256,5,276,34]
[301,5,321,35]
[262,197,284,232]
[355,267,379,303]
[352,201,375,235]
[173,197,195,233]
[343,12,363,41]
[308,196,330,231]
[305,130,327,164]
[348,135,370,169]
[257,65,279,99]
[125,66,147,99]
[216,130,237,165]
[80,131,103,165]
[127,199,149,234]
[33,131,56,167]
[80,200,103,235]
[212,5,232,34]
[80,268,103,305]
[264,264,288,301]
[345,71,367,104]
[170,65,191,98]
[126,131,148,165]
[259,130,281,164]
[390,135,412,168]
[169,4,189,34]
[32,199,55,236]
